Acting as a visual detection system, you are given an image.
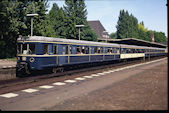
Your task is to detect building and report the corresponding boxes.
[88,20,110,40]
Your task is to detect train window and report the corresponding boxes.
[53,45,57,54]
[44,45,49,54]
[94,47,98,54]
[131,49,134,53]
[65,45,69,54]
[81,47,85,54]
[85,47,89,54]
[101,47,103,53]
[134,49,137,53]
[116,48,120,54]
[137,49,140,53]
[22,44,28,54]
[17,43,22,54]
[130,49,132,53]
[110,48,113,53]
[126,48,129,53]
[126,49,129,53]
[105,48,108,53]
[107,48,111,53]
[76,46,82,54]
[102,48,105,53]
[98,47,102,54]
[121,48,126,54]
[132,49,135,53]
[69,45,73,54]
[81,46,85,54]
[112,47,116,53]
[107,48,110,53]
[62,45,69,54]
[28,44,35,54]
[89,47,92,54]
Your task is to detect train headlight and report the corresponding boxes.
[29,57,35,63]
[17,57,20,60]
[22,57,26,61]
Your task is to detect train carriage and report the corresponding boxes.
[120,44,166,59]
[16,36,166,75]
[17,36,121,74]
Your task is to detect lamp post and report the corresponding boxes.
[26,13,38,36]
[75,24,84,40]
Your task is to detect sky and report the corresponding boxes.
[47,0,168,37]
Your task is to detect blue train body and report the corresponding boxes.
[16,36,167,74]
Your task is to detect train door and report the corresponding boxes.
[53,44,58,65]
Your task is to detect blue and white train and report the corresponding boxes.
[16,36,167,75]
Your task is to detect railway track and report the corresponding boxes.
[0,56,166,94]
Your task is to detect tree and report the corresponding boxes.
[116,10,139,39]
[138,21,148,32]
[129,14,139,38]
[153,31,167,42]
[110,32,117,39]
[25,0,48,36]
[116,10,129,39]
[0,0,48,58]
[0,1,27,58]
[116,10,138,38]
[115,10,167,43]
[63,0,97,41]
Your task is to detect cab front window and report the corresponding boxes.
[22,44,28,54]
[17,43,22,54]
[29,44,35,54]
[17,43,36,55]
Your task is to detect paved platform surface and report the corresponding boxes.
[0,58,167,110]
[0,60,16,68]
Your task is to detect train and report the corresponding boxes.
[16,36,167,75]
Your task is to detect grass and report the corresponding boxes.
[3,57,17,61]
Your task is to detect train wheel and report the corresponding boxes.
[52,68,58,74]
[60,68,64,72]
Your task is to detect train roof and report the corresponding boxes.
[120,44,166,50]
[17,36,165,50]
[99,38,167,49]
[17,36,120,47]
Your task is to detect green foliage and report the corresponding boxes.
[110,32,117,39]
[116,10,139,39]
[138,21,148,32]
[0,0,98,58]
[0,1,25,58]
[153,31,167,42]
[116,9,167,43]
[43,3,69,38]
[0,0,47,58]
[63,0,97,41]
